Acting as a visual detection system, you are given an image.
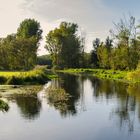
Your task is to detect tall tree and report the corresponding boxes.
[90,38,101,68]
[45,22,84,68]
[110,16,139,70]
[0,19,42,70]
[17,18,42,42]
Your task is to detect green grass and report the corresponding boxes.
[126,70,140,83]
[58,68,140,83]
[0,67,57,85]
[57,68,129,81]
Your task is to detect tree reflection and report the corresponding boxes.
[90,77,115,100]
[15,95,41,120]
[46,74,81,117]
[2,86,42,120]
[89,77,138,133]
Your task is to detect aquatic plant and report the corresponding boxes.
[0,99,9,112]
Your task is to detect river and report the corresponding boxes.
[0,74,140,140]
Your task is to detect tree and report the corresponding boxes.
[16,18,43,70]
[0,34,37,70]
[0,18,42,70]
[45,30,61,66]
[37,55,52,67]
[110,16,139,70]
[45,22,84,68]
[17,18,42,42]
[90,38,100,68]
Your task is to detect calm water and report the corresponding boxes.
[0,74,140,140]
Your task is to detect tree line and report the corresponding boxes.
[1,16,140,71]
[45,16,140,70]
[90,16,140,70]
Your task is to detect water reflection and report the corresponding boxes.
[1,75,140,137]
[0,86,42,120]
[46,75,140,133]
[89,77,140,133]
[15,95,41,120]
[46,74,81,117]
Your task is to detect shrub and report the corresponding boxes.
[0,100,9,112]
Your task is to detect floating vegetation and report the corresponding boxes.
[46,87,72,114]
[47,87,71,104]
[0,99,9,112]
[0,86,42,100]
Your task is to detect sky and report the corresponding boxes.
[0,0,140,55]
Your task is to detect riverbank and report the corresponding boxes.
[0,67,57,85]
[1,67,139,85]
[57,68,140,83]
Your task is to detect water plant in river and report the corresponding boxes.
[0,99,9,112]
[46,86,72,114]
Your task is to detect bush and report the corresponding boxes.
[0,100,9,112]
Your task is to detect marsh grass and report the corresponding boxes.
[0,67,57,85]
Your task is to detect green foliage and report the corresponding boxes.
[45,22,84,68]
[37,55,52,68]
[80,52,91,68]
[89,16,140,71]
[0,99,9,112]
[90,37,113,69]
[1,16,140,78]
[17,18,42,41]
[97,43,110,69]
[126,70,140,83]
[0,36,38,70]
[0,19,42,71]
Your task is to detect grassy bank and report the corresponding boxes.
[126,70,140,83]
[0,67,57,85]
[57,68,140,83]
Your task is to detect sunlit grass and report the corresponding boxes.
[126,70,140,83]
[58,68,128,80]
[0,67,57,85]
[0,68,44,77]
